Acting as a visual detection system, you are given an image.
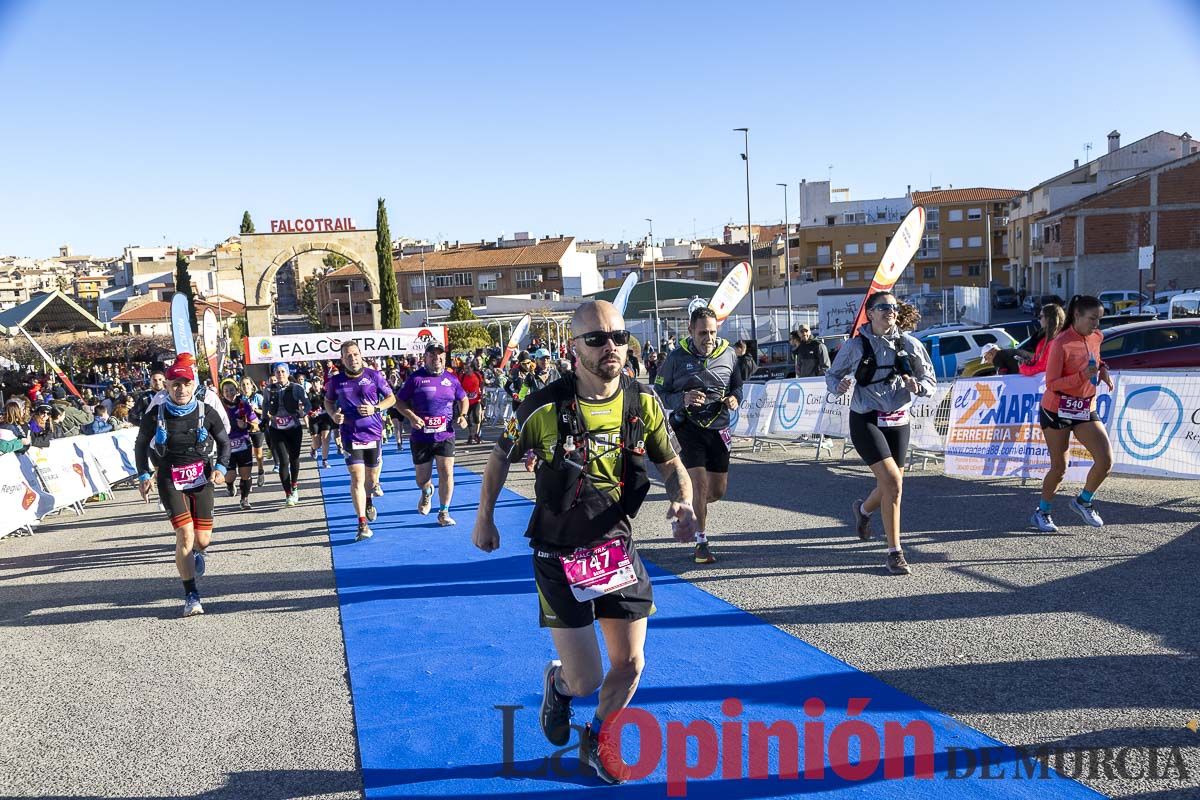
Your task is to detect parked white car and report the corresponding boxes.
[916,328,1019,378]
[1098,290,1149,314]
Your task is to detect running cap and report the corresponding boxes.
[166,353,197,383]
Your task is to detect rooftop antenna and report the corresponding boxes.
[827,164,833,183]
[1084,142,1093,163]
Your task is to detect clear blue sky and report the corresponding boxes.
[1,0,1198,257]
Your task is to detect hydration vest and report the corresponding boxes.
[152,401,216,463]
[854,332,915,386]
[527,374,652,549]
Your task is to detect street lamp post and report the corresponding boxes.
[420,251,430,325]
[646,217,660,350]
[347,280,354,333]
[776,182,793,334]
[734,128,758,340]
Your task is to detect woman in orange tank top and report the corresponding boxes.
[1029,295,1115,532]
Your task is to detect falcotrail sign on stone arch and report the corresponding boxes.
[239,223,382,344]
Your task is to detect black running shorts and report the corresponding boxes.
[1039,407,1101,431]
[343,438,383,468]
[849,410,910,468]
[249,431,266,449]
[532,539,655,629]
[411,438,455,465]
[309,413,336,435]
[672,419,730,473]
[228,443,254,470]
[156,470,215,534]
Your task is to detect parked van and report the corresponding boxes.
[1168,291,1200,319]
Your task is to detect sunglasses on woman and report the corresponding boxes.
[870,303,899,313]
[575,330,631,347]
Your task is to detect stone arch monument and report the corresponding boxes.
[239,228,382,341]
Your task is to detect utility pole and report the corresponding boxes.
[777,183,793,333]
[734,127,757,340]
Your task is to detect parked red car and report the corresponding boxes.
[1098,319,1200,370]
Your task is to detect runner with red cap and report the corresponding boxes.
[134,353,231,617]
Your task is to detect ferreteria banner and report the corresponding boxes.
[944,375,1113,481]
[245,327,449,365]
[1109,370,1200,479]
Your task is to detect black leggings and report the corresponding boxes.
[849,411,910,468]
[268,425,304,493]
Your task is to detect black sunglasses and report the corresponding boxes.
[870,303,899,313]
[575,329,631,347]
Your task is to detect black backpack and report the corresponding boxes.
[854,332,914,386]
[526,374,652,548]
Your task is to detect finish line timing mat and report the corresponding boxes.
[317,447,1101,798]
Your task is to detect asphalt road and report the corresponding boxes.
[0,463,361,800]
[465,432,1200,799]
[2,426,1197,799]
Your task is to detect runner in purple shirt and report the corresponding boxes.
[395,342,468,526]
[324,340,396,541]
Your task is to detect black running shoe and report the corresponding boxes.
[851,499,873,540]
[693,541,716,564]
[886,551,912,575]
[583,723,629,784]
[540,660,572,746]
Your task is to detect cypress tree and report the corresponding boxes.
[240,211,255,234]
[175,247,198,333]
[376,198,401,328]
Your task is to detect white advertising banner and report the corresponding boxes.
[245,327,449,365]
[81,429,140,484]
[65,438,113,497]
[727,382,768,438]
[27,439,93,509]
[815,388,852,438]
[0,453,43,536]
[909,383,953,452]
[762,378,826,438]
[1108,370,1200,478]
[944,375,1112,481]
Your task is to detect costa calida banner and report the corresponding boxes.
[1108,370,1200,479]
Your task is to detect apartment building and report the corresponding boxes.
[910,188,1021,290]
[1008,129,1199,294]
[793,180,912,289]
[316,234,600,330]
[1036,149,1200,297]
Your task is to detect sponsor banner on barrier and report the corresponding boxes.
[245,327,448,365]
[0,452,42,536]
[909,384,953,452]
[28,440,93,509]
[764,378,825,437]
[67,439,113,497]
[727,383,768,438]
[83,429,140,484]
[944,375,1112,481]
[1109,370,1200,478]
[815,388,851,438]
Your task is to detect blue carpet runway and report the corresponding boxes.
[318,445,1101,798]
